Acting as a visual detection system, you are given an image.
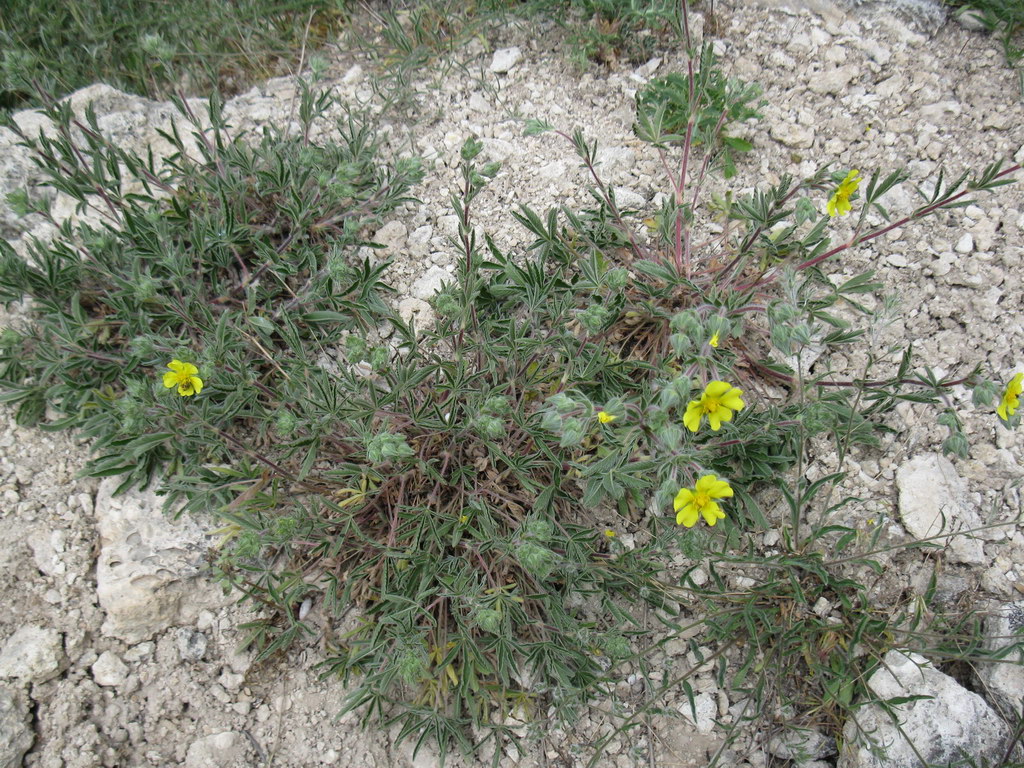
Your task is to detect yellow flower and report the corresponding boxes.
[683,381,745,432]
[597,410,616,424]
[997,372,1023,420]
[827,169,861,217]
[459,514,469,524]
[709,332,719,348]
[674,474,733,527]
[603,529,616,539]
[162,359,203,397]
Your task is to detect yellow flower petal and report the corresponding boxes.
[998,372,1024,420]
[719,389,745,411]
[676,504,699,527]
[683,401,703,432]
[701,501,725,526]
[704,381,733,399]
[709,332,719,348]
[708,480,734,499]
[674,488,695,511]
[597,410,616,424]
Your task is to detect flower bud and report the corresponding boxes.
[475,609,502,634]
[516,541,555,579]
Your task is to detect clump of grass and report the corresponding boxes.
[0,0,349,110]
[1,2,1023,765]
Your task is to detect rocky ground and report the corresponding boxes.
[1,0,1023,766]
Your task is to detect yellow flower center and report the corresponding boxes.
[694,492,710,509]
[705,399,719,413]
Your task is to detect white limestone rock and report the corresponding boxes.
[0,685,33,768]
[839,650,1014,768]
[373,220,408,254]
[807,65,859,96]
[612,186,646,210]
[978,602,1024,718]
[95,477,228,643]
[489,47,522,74]
[410,265,452,301]
[184,731,250,768]
[770,121,814,149]
[895,453,986,564]
[0,626,65,684]
[678,691,717,734]
[91,651,129,688]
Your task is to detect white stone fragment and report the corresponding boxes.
[410,266,452,301]
[807,65,859,96]
[185,731,249,768]
[91,651,129,688]
[895,453,986,564]
[977,603,1024,717]
[489,47,522,74]
[839,650,1012,768]
[0,685,33,767]
[955,233,974,253]
[95,478,228,643]
[612,187,646,210]
[678,691,717,734]
[770,122,814,149]
[0,626,65,683]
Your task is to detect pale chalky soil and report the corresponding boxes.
[0,1,1022,767]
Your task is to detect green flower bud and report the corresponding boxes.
[115,393,145,433]
[540,410,563,433]
[344,335,368,361]
[559,419,585,447]
[273,516,297,540]
[369,347,389,369]
[0,328,21,349]
[770,326,792,354]
[548,393,577,414]
[234,531,261,560]
[656,423,682,449]
[482,395,509,414]
[971,379,999,407]
[516,541,555,580]
[326,251,349,281]
[791,323,814,346]
[942,433,969,459]
[274,409,297,438]
[432,292,460,318]
[602,634,630,659]
[396,649,426,684]
[473,414,505,440]
[670,310,701,336]
[133,276,158,303]
[604,268,628,291]
[670,332,692,356]
[475,608,502,634]
[523,518,553,542]
[366,432,414,464]
[578,303,612,335]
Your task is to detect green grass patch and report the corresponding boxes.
[1,0,350,109]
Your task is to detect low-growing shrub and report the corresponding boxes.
[1,3,1022,765]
